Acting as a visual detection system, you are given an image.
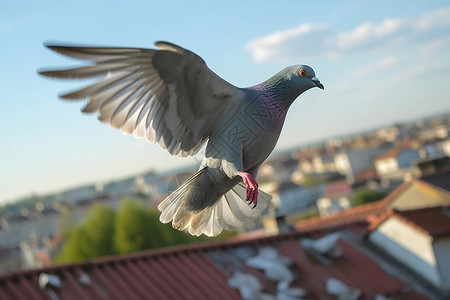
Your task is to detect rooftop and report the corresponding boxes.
[375,144,416,161]
[322,181,352,198]
[295,178,450,235]
[0,231,429,300]
[421,167,450,191]
[2,178,450,299]
[295,194,387,234]
[393,206,450,238]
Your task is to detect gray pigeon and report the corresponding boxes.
[39,41,324,236]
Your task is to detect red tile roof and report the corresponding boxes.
[0,231,428,300]
[375,141,418,161]
[375,146,404,160]
[295,197,388,234]
[294,179,443,234]
[393,206,450,237]
[0,243,238,300]
[322,181,352,197]
[354,169,379,181]
[3,178,449,300]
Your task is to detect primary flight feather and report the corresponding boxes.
[39,41,324,236]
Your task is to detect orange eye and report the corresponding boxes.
[299,69,307,76]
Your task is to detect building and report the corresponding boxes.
[271,181,325,217]
[295,178,450,234]
[294,178,450,298]
[369,206,450,293]
[316,181,353,216]
[334,146,390,178]
[416,155,450,177]
[2,177,450,299]
[0,227,432,300]
[421,167,450,192]
[0,206,62,274]
[0,195,123,274]
[311,153,337,174]
[374,146,421,180]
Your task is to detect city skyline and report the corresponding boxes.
[4,111,448,205]
[1,1,450,204]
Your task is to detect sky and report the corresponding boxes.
[1,1,450,204]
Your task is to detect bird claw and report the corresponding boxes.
[245,198,257,208]
[238,171,258,209]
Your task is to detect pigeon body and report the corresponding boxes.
[39,41,323,236]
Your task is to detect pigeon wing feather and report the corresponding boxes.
[39,41,243,157]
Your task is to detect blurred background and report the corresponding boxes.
[1,2,450,293]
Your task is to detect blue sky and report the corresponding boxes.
[1,1,450,204]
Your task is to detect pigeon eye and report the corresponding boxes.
[298,69,307,77]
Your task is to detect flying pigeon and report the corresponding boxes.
[39,41,324,236]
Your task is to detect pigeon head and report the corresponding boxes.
[257,65,323,108]
[284,65,324,91]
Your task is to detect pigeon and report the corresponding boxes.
[39,41,324,236]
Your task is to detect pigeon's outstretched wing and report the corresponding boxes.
[39,41,243,157]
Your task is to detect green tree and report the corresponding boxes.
[56,203,116,263]
[114,199,199,253]
[59,209,78,240]
[83,203,116,257]
[302,173,324,187]
[55,226,89,263]
[352,188,387,206]
[56,198,202,264]
[114,199,155,253]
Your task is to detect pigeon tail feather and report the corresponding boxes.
[158,170,271,237]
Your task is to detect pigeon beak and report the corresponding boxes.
[312,77,324,90]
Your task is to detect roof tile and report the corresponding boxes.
[0,232,429,300]
[394,206,450,237]
[4,178,449,300]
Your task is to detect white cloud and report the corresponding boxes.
[354,57,398,77]
[247,7,450,62]
[247,23,332,62]
[0,19,23,34]
[330,18,406,56]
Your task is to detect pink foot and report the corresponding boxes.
[237,171,259,208]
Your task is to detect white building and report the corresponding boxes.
[272,181,325,216]
[374,147,420,180]
[334,146,389,177]
[369,206,450,292]
[376,126,400,142]
[316,181,352,216]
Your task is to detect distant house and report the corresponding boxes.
[295,178,450,234]
[416,155,450,177]
[419,140,450,159]
[334,146,390,177]
[420,139,450,160]
[0,207,62,274]
[352,169,380,189]
[442,139,450,156]
[311,153,337,174]
[271,181,325,217]
[380,178,450,210]
[316,181,353,216]
[376,125,400,142]
[369,206,450,293]
[259,155,300,183]
[433,124,449,139]
[421,166,450,192]
[297,157,314,173]
[374,147,421,180]
[295,178,450,297]
[4,177,450,300]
